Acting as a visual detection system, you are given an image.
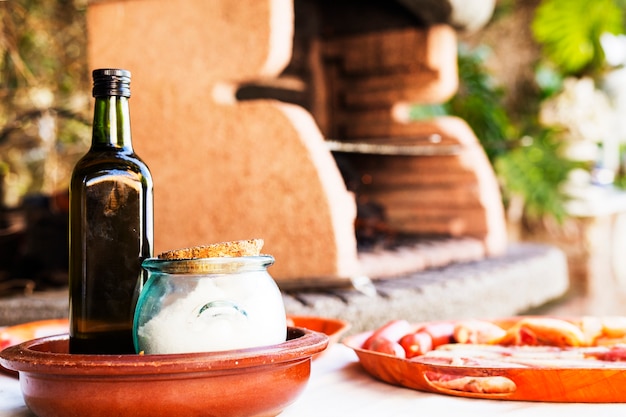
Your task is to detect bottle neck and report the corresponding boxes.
[91,95,133,150]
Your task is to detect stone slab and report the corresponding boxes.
[0,244,568,333]
[282,243,569,334]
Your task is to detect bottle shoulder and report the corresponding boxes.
[72,150,153,183]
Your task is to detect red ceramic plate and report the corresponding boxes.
[1,319,69,376]
[1,319,69,350]
[288,315,350,356]
[0,327,328,417]
[344,316,626,403]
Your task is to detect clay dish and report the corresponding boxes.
[0,327,328,417]
[288,316,350,357]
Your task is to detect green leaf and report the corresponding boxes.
[408,104,447,120]
[495,130,581,222]
[532,0,624,75]
[445,46,516,162]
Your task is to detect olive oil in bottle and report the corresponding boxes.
[69,68,153,354]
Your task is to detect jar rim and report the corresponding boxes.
[141,255,275,274]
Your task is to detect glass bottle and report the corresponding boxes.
[69,68,153,354]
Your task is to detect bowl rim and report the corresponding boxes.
[0,326,328,376]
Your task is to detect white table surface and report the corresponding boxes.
[3,342,626,417]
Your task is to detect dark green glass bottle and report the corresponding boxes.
[69,69,153,354]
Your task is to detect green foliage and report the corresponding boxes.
[534,63,564,100]
[531,0,624,76]
[446,46,516,163]
[444,0,626,223]
[441,45,578,222]
[0,0,90,206]
[0,0,89,126]
[495,131,582,222]
[408,104,447,120]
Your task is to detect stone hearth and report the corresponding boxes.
[0,243,568,334]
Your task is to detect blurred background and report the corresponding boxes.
[3,0,626,300]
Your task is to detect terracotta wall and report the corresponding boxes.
[86,0,507,284]
[87,0,359,282]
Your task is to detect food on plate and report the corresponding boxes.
[362,319,454,358]
[399,331,432,358]
[497,317,586,347]
[453,319,507,344]
[363,316,626,360]
[580,316,626,346]
[415,343,626,368]
[424,372,517,394]
[420,322,455,347]
[584,344,626,362]
[362,319,412,352]
[367,337,407,358]
[348,316,626,401]
[397,322,456,358]
[356,316,626,394]
[157,238,264,259]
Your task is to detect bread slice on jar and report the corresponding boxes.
[157,239,264,260]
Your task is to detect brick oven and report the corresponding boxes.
[86,0,506,287]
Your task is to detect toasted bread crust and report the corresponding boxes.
[157,239,264,259]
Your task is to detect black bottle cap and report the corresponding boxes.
[92,68,131,98]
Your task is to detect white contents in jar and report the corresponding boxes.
[136,271,287,354]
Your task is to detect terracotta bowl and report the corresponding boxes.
[288,316,350,357]
[0,327,328,417]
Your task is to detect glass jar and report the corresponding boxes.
[133,255,286,354]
